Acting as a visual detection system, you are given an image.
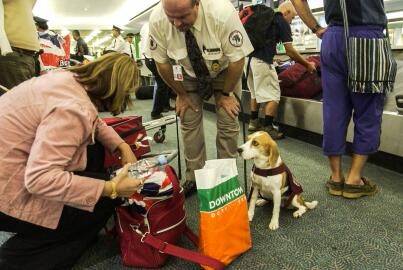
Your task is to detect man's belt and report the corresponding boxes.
[11,47,38,57]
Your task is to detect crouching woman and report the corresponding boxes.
[0,53,142,269]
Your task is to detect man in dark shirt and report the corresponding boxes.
[71,30,89,62]
[291,0,384,198]
[246,1,316,139]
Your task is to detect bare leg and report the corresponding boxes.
[250,98,258,112]
[346,154,368,185]
[264,100,278,117]
[328,155,344,182]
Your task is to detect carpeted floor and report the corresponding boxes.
[1,98,402,270]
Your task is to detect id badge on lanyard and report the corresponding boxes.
[173,62,183,81]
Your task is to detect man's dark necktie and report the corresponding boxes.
[185,29,213,100]
[129,44,133,58]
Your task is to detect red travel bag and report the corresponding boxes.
[278,55,322,99]
[115,165,224,269]
[103,116,150,169]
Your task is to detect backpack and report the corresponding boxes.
[239,4,276,50]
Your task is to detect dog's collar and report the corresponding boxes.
[252,163,287,177]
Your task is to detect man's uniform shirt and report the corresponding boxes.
[105,35,125,53]
[2,0,39,52]
[123,41,135,59]
[148,0,254,79]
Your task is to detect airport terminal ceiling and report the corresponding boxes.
[32,0,403,55]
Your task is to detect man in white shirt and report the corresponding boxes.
[149,0,253,196]
[104,25,125,54]
[123,32,135,59]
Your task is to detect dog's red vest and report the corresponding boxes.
[252,163,303,207]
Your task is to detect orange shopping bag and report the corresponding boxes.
[195,159,252,269]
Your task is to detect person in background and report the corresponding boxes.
[104,25,125,54]
[123,32,136,59]
[291,0,382,198]
[140,22,174,120]
[0,0,40,90]
[246,1,316,139]
[72,29,89,62]
[149,0,253,196]
[0,53,143,270]
[34,16,69,73]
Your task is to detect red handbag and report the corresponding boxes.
[115,165,224,269]
[103,116,151,169]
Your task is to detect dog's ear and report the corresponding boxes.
[268,140,279,168]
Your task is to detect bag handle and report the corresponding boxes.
[165,165,181,201]
[339,0,351,67]
[183,225,199,246]
[141,225,225,270]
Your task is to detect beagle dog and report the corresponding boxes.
[238,131,318,230]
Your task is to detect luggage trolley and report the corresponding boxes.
[143,114,177,143]
[143,114,182,180]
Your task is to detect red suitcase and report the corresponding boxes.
[103,116,151,169]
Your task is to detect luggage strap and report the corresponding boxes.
[286,66,321,87]
[141,225,225,270]
[245,56,252,80]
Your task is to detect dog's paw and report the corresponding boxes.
[268,219,279,230]
[248,211,254,222]
[306,200,318,209]
[255,199,268,207]
[293,209,307,218]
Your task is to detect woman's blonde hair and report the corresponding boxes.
[69,53,139,115]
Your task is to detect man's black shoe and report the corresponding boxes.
[163,105,175,112]
[182,180,197,198]
[151,113,163,120]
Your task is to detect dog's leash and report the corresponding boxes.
[233,92,248,196]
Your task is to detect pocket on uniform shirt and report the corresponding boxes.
[202,49,225,76]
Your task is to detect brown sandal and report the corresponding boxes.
[342,177,378,199]
[326,177,344,196]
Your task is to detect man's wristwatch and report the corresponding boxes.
[110,181,118,199]
[221,92,231,97]
[311,23,322,34]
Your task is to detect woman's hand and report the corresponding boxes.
[117,142,137,165]
[102,164,143,198]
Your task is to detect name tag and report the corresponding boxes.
[173,65,183,81]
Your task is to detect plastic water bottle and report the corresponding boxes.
[155,154,168,166]
[126,155,167,178]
